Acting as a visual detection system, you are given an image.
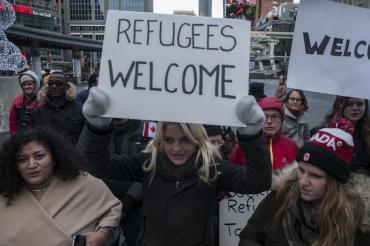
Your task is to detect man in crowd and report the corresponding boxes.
[229,96,298,170]
[32,71,84,144]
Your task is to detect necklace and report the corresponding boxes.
[30,185,48,193]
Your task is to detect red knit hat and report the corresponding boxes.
[296,118,354,183]
[258,96,284,120]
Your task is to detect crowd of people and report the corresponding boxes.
[0,68,369,246]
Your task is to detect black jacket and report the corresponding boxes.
[78,125,271,246]
[32,100,84,144]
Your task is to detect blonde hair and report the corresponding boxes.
[143,122,221,183]
[274,169,359,246]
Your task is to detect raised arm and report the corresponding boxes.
[77,87,145,182]
[218,96,272,193]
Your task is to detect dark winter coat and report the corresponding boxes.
[239,172,370,246]
[78,125,272,246]
[32,83,84,144]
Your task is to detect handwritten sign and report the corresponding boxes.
[99,11,251,126]
[288,0,370,99]
[219,191,268,246]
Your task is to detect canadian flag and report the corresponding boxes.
[143,121,157,138]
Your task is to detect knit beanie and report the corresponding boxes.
[296,118,354,183]
[20,74,35,84]
[204,125,223,137]
[258,96,284,119]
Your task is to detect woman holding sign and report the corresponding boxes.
[238,118,370,246]
[78,87,272,246]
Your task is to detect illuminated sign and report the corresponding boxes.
[11,4,33,15]
[32,10,51,17]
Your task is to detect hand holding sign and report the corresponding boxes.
[236,96,265,136]
[83,87,112,128]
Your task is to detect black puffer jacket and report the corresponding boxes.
[78,125,271,246]
[32,100,84,144]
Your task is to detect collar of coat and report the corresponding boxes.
[272,162,370,234]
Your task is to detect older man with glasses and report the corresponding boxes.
[229,96,299,171]
[31,71,84,144]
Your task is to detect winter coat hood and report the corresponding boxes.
[18,70,41,94]
[37,82,77,103]
[272,162,370,234]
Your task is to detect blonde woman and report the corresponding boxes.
[78,88,272,246]
[239,119,370,246]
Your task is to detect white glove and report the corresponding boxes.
[236,95,265,136]
[83,87,112,128]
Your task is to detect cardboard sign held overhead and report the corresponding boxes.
[288,0,370,100]
[99,11,251,126]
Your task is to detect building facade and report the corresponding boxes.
[336,0,370,7]
[63,0,149,73]
[9,0,63,69]
[255,0,292,23]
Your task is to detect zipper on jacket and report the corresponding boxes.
[175,180,180,188]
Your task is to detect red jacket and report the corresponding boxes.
[229,133,298,170]
[9,95,40,135]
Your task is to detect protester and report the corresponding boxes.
[0,128,122,245]
[249,82,266,101]
[110,118,148,246]
[41,68,50,86]
[32,71,84,144]
[282,89,310,147]
[230,96,299,171]
[76,72,99,105]
[275,74,287,101]
[204,124,225,153]
[239,119,370,246]
[9,70,41,135]
[78,87,271,246]
[316,96,369,174]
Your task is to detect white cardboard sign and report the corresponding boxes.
[219,191,268,246]
[99,11,251,126]
[288,0,370,100]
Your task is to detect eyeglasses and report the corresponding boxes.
[209,140,225,146]
[48,80,65,87]
[264,113,281,121]
[288,97,302,103]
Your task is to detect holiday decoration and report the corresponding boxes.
[0,0,27,71]
[226,1,256,21]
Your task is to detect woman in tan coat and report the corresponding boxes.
[0,128,122,246]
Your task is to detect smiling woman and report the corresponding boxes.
[0,128,122,246]
[78,87,272,246]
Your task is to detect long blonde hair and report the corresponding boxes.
[274,169,359,246]
[143,122,221,183]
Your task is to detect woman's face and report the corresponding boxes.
[343,98,366,125]
[298,162,327,203]
[287,90,303,112]
[21,80,36,97]
[163,123,196,166]
[17,141,54,189]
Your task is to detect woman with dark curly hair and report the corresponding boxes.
[282,89,310,147]
[0,128,122,246]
